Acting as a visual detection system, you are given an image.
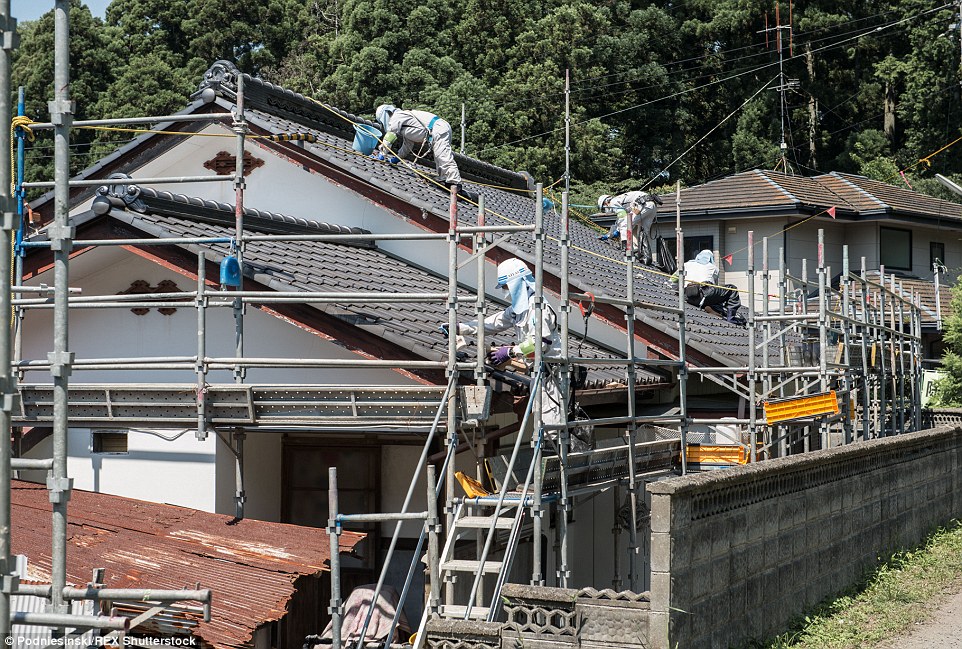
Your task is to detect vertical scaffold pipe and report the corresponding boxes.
[913,293,923,429]
[196,255,207,440]
[560,69,571,587]
[817,230,829,448]
[475,196,486,387]
[859,257,871,439]
[426,464,440,616]
[558,189,570,588]
[676,180,688,475]
[328,468,342,649]
[233,74,246,384]
[875,265,889,437]
[233,432,245,519]
[800,258,810,452]
[0,0,14,639]
[777,247,787,456]
[841,246,853,444]
[50,0,74,626]
[761,237,771,455]
[532,183,544,587]
[747,232,757,463]
[624,190,640,592]
[12,87,24,377]
[444,184,458,607]
[892,275,906,434]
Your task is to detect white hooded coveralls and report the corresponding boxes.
[380,109,462,185]
[606,190,659,258]
[460,271,564,438]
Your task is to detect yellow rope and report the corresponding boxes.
[10,116,35,193]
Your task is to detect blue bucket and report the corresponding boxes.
[352,124,381,155]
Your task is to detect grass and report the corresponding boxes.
[753,519,962,649]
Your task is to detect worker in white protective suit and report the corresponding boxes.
[672,250,745,325]
[445,258,564,438]
[375,104,463,189]
[598,191,663,265]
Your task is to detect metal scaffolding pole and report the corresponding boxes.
[443,184,458,608]
[747,231,757,463]
[532,183,544,587]
[624,194,639,591]
[558,188,570,588]
[49,0,73,627]
[777,246,788,456]
[0,0,14,640]
[232,75,246,385]
[761,237,771,456]
[817,230,829,448]
[841,247,853,444]
[676,181,688,474]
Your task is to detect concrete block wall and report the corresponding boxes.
[647,425,962,649]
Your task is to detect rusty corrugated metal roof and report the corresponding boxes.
[10,481,364,649]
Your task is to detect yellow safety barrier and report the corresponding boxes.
[764,390,840,425]
[686,444,750,465]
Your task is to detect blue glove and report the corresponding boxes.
[439,323,450,338]
[611,230,620,238]
[371,152,385,161]
[599,234,610,241]
[388,156,400,164]
[488,345,514,366]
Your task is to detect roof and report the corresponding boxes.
[10,480,365,649]
[192,62,758,366]
[80,184,663,387]
[656,169,962,224]
[30,60,760,368]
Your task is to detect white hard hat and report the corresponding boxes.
[375,104,396,133]
[495,258,532,289]
[597,195,611,211]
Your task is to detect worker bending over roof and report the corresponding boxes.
[375,104,465,191]
[598,190,663,265]
[673,250,745,325]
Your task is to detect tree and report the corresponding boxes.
[932,277,962,406]
[12,0,117,190]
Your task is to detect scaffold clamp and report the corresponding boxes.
[46,476,73,505]
[0,14,19,51]
[47,351,74,378]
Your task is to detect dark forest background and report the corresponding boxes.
[12,0,962,204]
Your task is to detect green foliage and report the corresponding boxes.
[932,278,962,405]
[10,0,962,197]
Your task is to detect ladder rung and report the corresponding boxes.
[457,516,514,530]
[441,559,503,574]
[439,604,491,620]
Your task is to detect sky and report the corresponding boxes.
[11,0,112,22]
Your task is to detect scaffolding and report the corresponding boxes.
[0,2,927,647]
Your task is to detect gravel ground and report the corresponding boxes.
[879,584,962,649]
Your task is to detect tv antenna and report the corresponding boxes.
[758,1,798,173]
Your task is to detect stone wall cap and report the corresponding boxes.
[646,424,961,495]
[502,583,579,603]
[425,619,502,636]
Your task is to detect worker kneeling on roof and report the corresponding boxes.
[444,258,565,438]
[374,104,465,190]
[673,250,746,326]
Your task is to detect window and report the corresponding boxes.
[664,235,714,263]
[880,227,911,270]
[91,430,128,454]
[931,241,945,270]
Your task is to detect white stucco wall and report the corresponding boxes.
[20,248,417,516]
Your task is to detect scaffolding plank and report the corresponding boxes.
[14,384,448,429]
[763,390,840,425]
